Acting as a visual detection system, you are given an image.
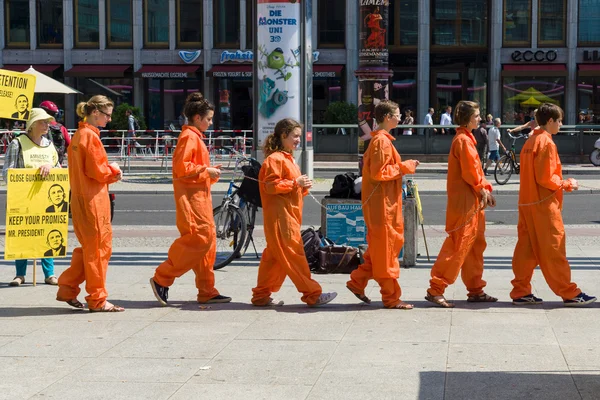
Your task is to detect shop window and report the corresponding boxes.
[502,76,565,125]
[503,0,531,46]
[145,0,169,48]
[578,0,600,46]
[539,0,565,46]
[74,0,99,48]
[431,0,488,47]
[392,71,418,113]
[37,0,63,48]
[577,76,600,124]
[468,68,487,113]
[107,0,132,48]
[318,0,345,48]
[388,0,418,48]
[177,0,202,47]
[246,0,253,50]
[5,0,30,48]
[214,0,240,48]
[75,78,134,108]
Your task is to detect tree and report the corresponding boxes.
[323,101,358,124]
[108,103,146,133]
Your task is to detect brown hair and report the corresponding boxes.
[76,95,114,119]
[183,92,214,121]
[535,103,562,126]
[374,100,399,124]
[454,100,479,126]
[263,118,302,156]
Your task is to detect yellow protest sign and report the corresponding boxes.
[4,169,70,260]
[0,69,36,120]
[414,183,424,224]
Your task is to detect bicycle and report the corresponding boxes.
[213,148,261,270]
[494,132,526,185]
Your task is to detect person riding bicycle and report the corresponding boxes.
[40,100,71,165]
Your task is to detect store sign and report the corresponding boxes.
[313,71,337,78]
[213,71,253,78]
[140,72,190,78]
[511,50,557,62]
[219,50,320,64]
[583,50,600,62]
[178,50,201,64]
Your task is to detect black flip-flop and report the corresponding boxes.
[346,285,371,304]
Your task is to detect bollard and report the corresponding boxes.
[402,197,418,267]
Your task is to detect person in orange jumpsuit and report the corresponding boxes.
[346,100,420,309]
[56,95,124,312]
[149,93,230,306]
[425,100,497,308]
[252,118,337,307]
[511,103,596,306]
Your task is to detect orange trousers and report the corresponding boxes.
[510,209,580,300]
[154,223,219,303]
[252,242,322,306]
[428,211,487,297]
[347,249,401,308]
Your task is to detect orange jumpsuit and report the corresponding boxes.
[57,122,120,309]
[510,128,580,300]
[428,127,492,297]
[251,151,322,305]
[153,125,220,302]
[347,130,417,308]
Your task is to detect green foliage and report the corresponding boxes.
[108,103,146,133]
[323,101,358,124]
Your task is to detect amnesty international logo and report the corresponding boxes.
[4,169,70,260]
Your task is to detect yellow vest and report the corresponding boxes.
[15,135,58,169]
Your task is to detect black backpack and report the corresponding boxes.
[329,172,360,199]
[301,227,323,269]
[48,123,67,164]
[238,159,262,208]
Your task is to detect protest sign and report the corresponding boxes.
[0,69,36,121]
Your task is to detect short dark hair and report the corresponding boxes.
[535,103,563,126]
[184,92,214,121]
[374,100,399,124]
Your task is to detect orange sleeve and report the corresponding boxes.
[84,133,119,183]
[173,134,210,182]
[262,156,297,195]
[534,142,571,191]
[371,140,416,181]
[457,138,492,192]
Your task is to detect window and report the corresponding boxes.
[389,0,418,48]
[318,0,345,48]
[503,0,531,46]
[107,0,132,48]
[37,0,63,47]
[177,0,202,47]
[579,0,600,46]
[145,0,169,47]
[5,0,30,48]
[502,76,565,125]
[539,0,565,46]
[214,0,239,48]
[432,0,488,47]
[577,75,600,124]
[74,0,99,47]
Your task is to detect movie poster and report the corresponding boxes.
[359,1,389,68]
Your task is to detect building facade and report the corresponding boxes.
[1,0,600,130]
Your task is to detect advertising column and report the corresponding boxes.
[254,0,313,176]
[356,1,393,167]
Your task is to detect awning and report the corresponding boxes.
[136,65,201,78]
[578,64,600,77]
[65,65,132,78]
[1,64,61,73]
[207,64,344,78]
[502,64,567,77]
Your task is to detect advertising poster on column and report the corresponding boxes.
[256,0,301,146]
[359,1,389,68]
[0,69,36,120]
[358,79,389,154]
[4,169,70,260]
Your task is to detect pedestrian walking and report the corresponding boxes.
[402,109,414,135]
[484,118,506,175]
[510,103,597,307]
[252,119,337,307]
[347,100,420,309]
[425,100,497,308]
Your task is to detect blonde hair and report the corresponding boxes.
[76,95,114,119]
[263,118,302,157]
[454,101,480,126]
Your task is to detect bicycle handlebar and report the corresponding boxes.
[506,131,527,141]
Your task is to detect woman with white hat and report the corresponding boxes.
[2,108,61,286]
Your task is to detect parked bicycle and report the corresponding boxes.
[494,132,526,185]
[213,148,261,270]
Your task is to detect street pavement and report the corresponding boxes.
[1,162,600,399]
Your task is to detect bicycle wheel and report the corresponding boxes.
[213,204,247,270]
[494,155,513,185]
[240,203,257,256]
